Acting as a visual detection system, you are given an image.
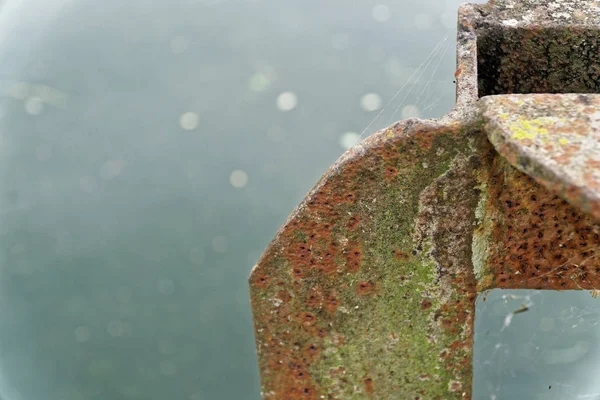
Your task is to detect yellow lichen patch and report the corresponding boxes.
[559,138,569,145]
[506,117,564,141]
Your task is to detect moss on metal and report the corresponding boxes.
[249,120,488,399]
[250,0,600,398]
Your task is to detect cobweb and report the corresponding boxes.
[347,24,600,400]
[474,289,600,400]
[353,34,453,143]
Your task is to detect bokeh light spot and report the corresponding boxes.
[276,91,297,111]
[230,169,248,188]
[339,131,361,150]
[179,112,199,131]
[360,93,382,112]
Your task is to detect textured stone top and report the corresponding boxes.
[478,0,600,26]
[480,94,600,219]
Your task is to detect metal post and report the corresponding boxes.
[249,1,600,398]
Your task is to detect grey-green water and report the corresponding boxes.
[2,1,600,399]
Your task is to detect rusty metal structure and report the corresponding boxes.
[249,0,600,398]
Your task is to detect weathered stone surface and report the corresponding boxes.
[481,94,600,220]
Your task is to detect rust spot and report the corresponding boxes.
[301,312,316,326]
[347,215,360,230]
[303,344,320,361]
[394,249,411,261]
[364,376,374,397]
[345,246,362,272]
[384,166,398,178]
[324,293,340,315]
[454,67,463,79]
[485,159,600,291]
[293,267,305,280]
[421,300,433,310]
[254,275,270,288]
[356,280,377,296]
[305,289,322,309]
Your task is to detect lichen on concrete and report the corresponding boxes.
[480,94,600,220]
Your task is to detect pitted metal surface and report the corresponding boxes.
[249,1,600,398]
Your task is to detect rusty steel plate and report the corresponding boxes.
[250,0,600,398]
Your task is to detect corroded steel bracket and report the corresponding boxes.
[249,1,600,398]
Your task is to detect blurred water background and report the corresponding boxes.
[4,1,600,400]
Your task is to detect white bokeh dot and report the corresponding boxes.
[360,93,382,112]
[401,104,421,119]
[276,91,297,111]
[339,132,361,150]
[372,4,391,22]
[230,169,248,188]
[212,236,228,253]
[179,112,199,131]
[25,97,44,115]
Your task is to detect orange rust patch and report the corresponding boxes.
[486,159,600,290]
[347,215,360,230]
[364,376,375,397]
[393,249,411,261]
[254,274,270,288]
[293,266,305,280]
[305,288,322,309]
[324,293,340,315]
[356,280,377,296]
[303,343,320,361]
[384,166,399,178]
[454,67,463,79]
[421,300,433,310]
[316,328,328,338]
[301,312,317,326]
[345,246,362,273]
